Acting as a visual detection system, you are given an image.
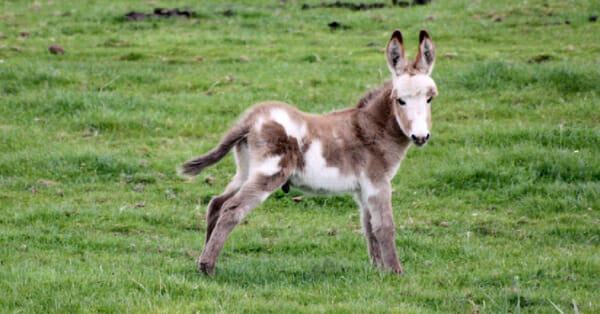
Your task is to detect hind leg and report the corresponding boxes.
[199,159,289,275]
[205,143,249,244]
[205,190,236,245]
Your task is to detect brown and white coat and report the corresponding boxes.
[181,30,438,275]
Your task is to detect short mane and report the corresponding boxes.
[356,81,392,109]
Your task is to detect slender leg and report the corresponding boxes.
[361,184,403,274]
[205,144,249,244]
[355,195,383,267]
[205,190,236,244]
[198,172,288,275]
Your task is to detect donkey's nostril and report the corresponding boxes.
[411,134,429,146]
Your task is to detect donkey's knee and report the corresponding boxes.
[218,198,251,227]
[198,173,284,275]
[373,223,395,240]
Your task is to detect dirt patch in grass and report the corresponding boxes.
[301,0,430,11]
[124,8,196,21]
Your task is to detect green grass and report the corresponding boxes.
[1,0,599,312]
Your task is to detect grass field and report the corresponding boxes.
[1,0,599,312]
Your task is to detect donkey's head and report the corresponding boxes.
[386,30,438,146]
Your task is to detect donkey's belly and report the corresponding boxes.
[289,172,358,194]
[288,139,359,194]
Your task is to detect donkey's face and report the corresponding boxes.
[386,30,438,146]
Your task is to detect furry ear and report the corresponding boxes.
[414,30,436,75]
[386,30,406,76]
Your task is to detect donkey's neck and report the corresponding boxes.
[355,82,409,145]
[349,82,412,177]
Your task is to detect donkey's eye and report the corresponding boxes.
[397,98,406,106]
[427,97,433,103]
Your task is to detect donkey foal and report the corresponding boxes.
[181,30,438,275]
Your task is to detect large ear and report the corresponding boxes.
[414,30,436,75]
[386,30,406,76]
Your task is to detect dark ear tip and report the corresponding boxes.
[419,30,431,42]
[391,30,403,43]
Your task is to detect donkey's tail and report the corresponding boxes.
[179,123,249,177]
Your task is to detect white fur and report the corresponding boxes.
[360,175,380,200]
[290,140,358,193]
[259,192,270,202]
[234,144,250,180]
[221,144,250,195]
[369,208,383,230]
[251,155,282,176]
[393,73,436,98]
[355,194,366,219]
[404,97,430,138]
[270,108,307,140]
[358,175,386,229]
[393,74,436,138]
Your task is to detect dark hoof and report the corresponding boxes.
[391,262,404,275]
[198,261,215,276]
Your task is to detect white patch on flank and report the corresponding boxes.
[251,155,282,176]
[291,140,357,193]
[270,108,307,140]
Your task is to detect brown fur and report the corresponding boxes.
[180,123,250,176]
[191,85,409,275]
[183,30,437,276]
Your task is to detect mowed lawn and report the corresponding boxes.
[1,0,599,312]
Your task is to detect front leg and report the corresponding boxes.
[360,182,403,274]
[355,196,383,267]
